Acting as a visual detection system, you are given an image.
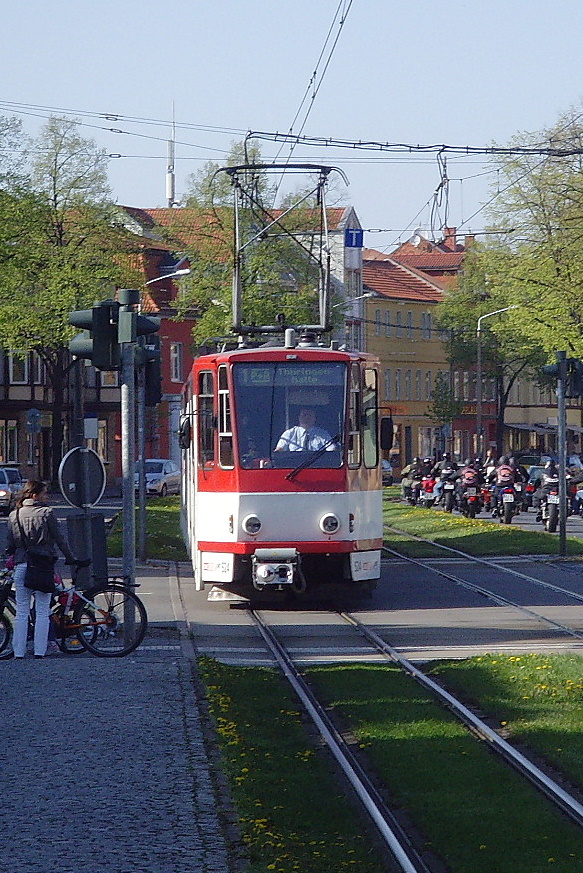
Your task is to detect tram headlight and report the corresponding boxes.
[319,513,340,535]
[242,514,262,535]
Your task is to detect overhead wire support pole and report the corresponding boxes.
[556,352,568,557]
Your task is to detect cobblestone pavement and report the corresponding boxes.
[0,567,237,873]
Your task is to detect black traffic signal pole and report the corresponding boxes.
[556,352,568,556]
[69,292,160,600]
[544,352,568,556]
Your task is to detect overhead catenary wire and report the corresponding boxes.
[271,0,354,202]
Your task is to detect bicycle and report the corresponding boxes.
[0,564,148,658]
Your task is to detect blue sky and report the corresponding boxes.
[3,0,583,251]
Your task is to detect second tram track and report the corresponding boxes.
[384,524,583,642]
[247,603,583,873]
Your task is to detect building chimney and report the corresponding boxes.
[443,227,456,251]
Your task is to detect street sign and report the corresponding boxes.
[26,408,42,435]
[344,228,364,248]
[58,447,106,508]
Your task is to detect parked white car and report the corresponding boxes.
[0,466,23,515]
[135,459,181,497]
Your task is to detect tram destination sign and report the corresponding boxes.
[235,362,344,387]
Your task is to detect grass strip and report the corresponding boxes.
[107,496,188,562]
[430,652,583,790]
[307,662,583,873]
[199,656,390,873]
[382,491,583,557]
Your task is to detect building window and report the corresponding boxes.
[415,369,422,401]
[384,368,391,401]
[396,311,403,337]
[170,342,183,383]
[384,311,391,337]
[405,369,412,400]
[425,370,432,400]
[406,311,413,339]
[32,353,44,384]
[375,310,381,335]
[463,371,470,401]
[0,420,18,463]
[395,369,402,401]
[421,312,432,340]
[8,353,27,384]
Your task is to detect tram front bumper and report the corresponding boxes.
[252,548,298,588]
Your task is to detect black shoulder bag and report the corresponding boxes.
[16,509,56,594]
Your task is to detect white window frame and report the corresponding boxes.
[170,342,183,383]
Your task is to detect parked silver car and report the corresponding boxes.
[135,459,181,497]
[0,466,23,515]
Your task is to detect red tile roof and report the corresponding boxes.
[362,255,445,303]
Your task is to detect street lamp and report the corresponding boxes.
[332,293,375,351]
[145,267,190,285]
[476,305,519,457]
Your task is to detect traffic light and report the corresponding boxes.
[69,299,121,370]
[135,336,162,406]
[565,359,583,398]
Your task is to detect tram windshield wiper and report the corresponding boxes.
[284,434,341,481]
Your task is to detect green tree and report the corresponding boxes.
[0,116,138,482]
[436,247,547,454]
[426,372,465,427]
[437,106,583,453]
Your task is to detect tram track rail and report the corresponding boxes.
[383,525,583,642]
[249,602,583,873]
[251,607,432,873]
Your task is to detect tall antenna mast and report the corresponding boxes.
[166,104,176,208]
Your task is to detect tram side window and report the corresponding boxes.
[363,368,379,469]
[348,363,361,467]
[218,365,234,468]
[198,370,215,468]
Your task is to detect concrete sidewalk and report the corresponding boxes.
[0,564,238,873]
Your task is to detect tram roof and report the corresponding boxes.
[194,343,378,367]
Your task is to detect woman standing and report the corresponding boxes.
[6,480,77,659]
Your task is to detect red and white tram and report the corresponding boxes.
[180,333,390,599]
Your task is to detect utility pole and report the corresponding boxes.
[543,351,568,556]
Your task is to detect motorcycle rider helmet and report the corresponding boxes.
[474,456,483,467]
[442,452,451,461]
[423,457,432,465]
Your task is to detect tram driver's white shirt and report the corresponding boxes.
[275,426,335,452]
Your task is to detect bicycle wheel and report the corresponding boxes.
[54,608,96,654]
[0,611,12,654]
[74,584,148,657]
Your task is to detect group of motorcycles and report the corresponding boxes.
[404,465,573,530]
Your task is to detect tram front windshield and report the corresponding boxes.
[233,361,346,469]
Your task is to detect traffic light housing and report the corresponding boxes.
[565,359,583,398]
[69,300,121,370]
[135,336,162,406]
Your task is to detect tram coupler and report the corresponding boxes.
[252,548,298,589]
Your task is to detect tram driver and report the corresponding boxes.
[275,407,335,452]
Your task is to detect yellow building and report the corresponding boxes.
[362,251,448,471]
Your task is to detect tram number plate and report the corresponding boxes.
[502,493,515,503]
[547,494,560,504]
